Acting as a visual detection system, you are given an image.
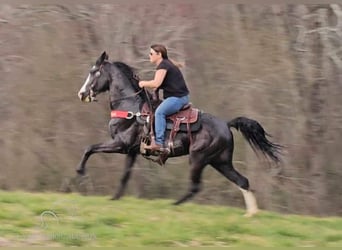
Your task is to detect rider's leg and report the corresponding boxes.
[154,95,189,146]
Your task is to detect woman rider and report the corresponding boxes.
[139,44,190,151]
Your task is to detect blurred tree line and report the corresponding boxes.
[0,3,341,216]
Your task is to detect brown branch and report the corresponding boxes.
[294,5,342,68]
[330,4,342,39]
[294,25,309,52]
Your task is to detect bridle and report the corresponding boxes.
[86,61,153,121]
[89,62,147,105]
[87,64,105,102]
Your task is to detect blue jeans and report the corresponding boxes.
[154,95,189,145]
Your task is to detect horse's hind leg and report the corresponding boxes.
[111,152,137,200]
[238,187,259,217]
[76,140,123,175]
[173,161,206,205]
[212,162,259,217]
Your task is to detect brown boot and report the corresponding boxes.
[144,140,163,151]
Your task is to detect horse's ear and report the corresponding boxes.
[96,51,108,66]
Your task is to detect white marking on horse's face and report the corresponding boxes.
[78,66,96,101]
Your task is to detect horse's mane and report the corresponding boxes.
[112,61,150,102]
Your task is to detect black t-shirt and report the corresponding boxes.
[156,59,189,98]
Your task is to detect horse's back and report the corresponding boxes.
[187,112,233,153]
[201,112,232,137]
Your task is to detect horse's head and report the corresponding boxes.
[78,51,112,102]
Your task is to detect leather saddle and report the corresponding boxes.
[139,102,201,166]
[166,103,201,132]
[141,102,202,134]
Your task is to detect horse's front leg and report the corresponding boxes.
[76,140,124,175]
[111,152,138,200]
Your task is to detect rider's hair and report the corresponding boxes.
[150,44,184,68]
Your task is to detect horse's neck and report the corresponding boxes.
[109,83,142,111]
[107,64,145,111]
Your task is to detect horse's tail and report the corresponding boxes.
[228,117,283,163]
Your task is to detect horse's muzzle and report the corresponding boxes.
[78,91,98,103]
[78,91,90,102]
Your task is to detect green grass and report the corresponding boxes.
[0,190,341,247]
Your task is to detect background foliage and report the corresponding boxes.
[1,3,341,216]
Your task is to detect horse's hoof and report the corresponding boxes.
[172,201,181,206]
[243,209,259,217]
[76,168,85,175]
[243,213,253,218]
[110,193,122,200]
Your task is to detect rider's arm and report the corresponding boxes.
[138,69,166,88]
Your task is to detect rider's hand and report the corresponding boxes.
[138,81,144,88]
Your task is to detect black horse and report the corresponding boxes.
[77,51,282,216]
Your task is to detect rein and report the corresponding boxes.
[110,88,143,105]
[105,64,153,123]
[110,70,144,105]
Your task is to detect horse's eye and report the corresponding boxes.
[95,71,101,77]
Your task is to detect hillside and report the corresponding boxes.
[0,191,341,247]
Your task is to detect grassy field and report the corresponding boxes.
[0,190,341,247]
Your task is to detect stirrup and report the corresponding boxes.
[156,150,170,166]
